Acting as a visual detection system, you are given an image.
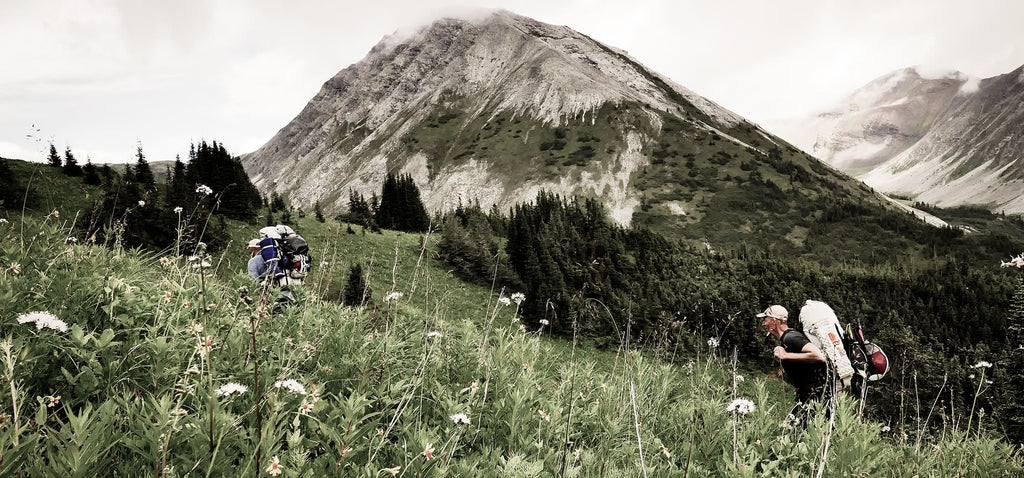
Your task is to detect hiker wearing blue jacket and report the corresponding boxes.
[247,237,293,304]
[760,304,829,427]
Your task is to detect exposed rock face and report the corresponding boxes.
[241,10,752,224]
[780,66,1024,213]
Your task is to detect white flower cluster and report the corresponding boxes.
[498,296,511,306]
[215,382,248,396]
[384,291,403,302]
[426,331,443,339]
[17,311,69,332]
[450,412,471,425]
[273,379,307,395]
[727,398,755,415]
[707,337,720,348]
[173,206,183,214]
[195,185,213,196]
[510,292,526,305]
[539,319,550,326]
[972,361,993,369]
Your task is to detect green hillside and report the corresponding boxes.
[2,210,1022,475]
[3,155,1024,474]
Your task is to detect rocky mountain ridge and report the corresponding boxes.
[779,65,1024,214]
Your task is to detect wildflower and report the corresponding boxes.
[17,311,68,332]
[197,336,215,356]
[66,237,77,243]
[299,400,314,415]
[523,363,530,371]
[323,366,332,373]
[320,261,329,267]
[881,425,891,433]
[195,185,213,196]
[384,291,403,302]
[304,343,315,355]
[498,296,511,306]
[727,398,755,415]
[274,379,308,395]
[970,374,976,379]
[973,361,993,369]
[266,455,283,476]
[0,218,7,224]
[159,257,171,266]
[510,292,526,304]
[340,446,353,456]
[46,395,61,407]
[422,443,435,460]
[384,467,401,476]
[538,410,550,421]
[707,337,720,348]
[519,324,526,332]
[660,445,672,458]
[426,331,443,339]
[51,209,60,218]
[214,382,248,397]
[138,200,146,207]
[164,291,173,301]
[185,323,203,334]
[191,261,212,269]
[450,412,471,425]
[734,374,745,384]
[10,262,21,274]
[539,319,550,326]
[173,206,183,214]
[535,384,541,391]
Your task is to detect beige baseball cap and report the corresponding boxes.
[757,305,788,321]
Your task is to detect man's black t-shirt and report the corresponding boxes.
[780,329,827,392]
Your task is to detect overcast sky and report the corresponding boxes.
[2,0,1022,164]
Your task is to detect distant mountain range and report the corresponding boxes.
[777,65,1024,214]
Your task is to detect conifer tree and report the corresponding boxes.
[995,276,1024,441]
[343,264,371,306]
[376,173,429,232]
[133,143,156,192]
[82,157,101,185]
[47,143,61,167]
[314,200,325,223]
[63,146,82,176]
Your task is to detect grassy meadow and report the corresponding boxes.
[1,204,1022,477]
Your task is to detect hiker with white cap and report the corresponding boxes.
[247,238,269,281]
[247,237,293,306]
[759,304,829,427]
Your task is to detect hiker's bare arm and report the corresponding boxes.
[773,343,826,362]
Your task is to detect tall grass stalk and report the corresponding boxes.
[629,381,648,478]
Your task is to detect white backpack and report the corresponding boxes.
[799,300,855,388]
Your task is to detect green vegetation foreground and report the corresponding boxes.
[1,216,1020,476]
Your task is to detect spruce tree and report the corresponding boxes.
[82,158,101,185]
[133,143,156,192]
[63,146,82,176]
[996,276,1024,441]
[47,143,62,167]
[314,200,325,223]
[343,264,371,306]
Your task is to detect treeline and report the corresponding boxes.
[4,141,262,253]
[90,140,262,252]
[434,191,1024,441]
